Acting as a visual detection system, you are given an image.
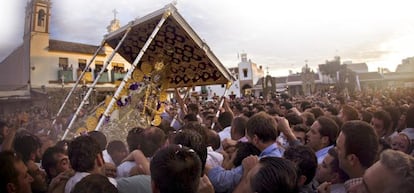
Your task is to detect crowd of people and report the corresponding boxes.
[0,106,54,135]
[1,87,414,193]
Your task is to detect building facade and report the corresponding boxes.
[396,56,414,72]
[193,53,264,100]
[0,0,131,100]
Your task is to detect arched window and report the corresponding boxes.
[243,68,248,78]
[37,9,45,26]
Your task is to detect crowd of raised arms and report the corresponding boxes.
[1,87,414,193]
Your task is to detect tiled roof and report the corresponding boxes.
[49,39,106,55]
[285,73,320,83]
[228,67,239,74]
[275,77,287,83]
[255,76,287,86]
[383,72,414,80]
[287,74,302,82]
[347,63,368,73]
[252,72,324,86]
[357,72,382,81]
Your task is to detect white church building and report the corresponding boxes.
[193,53,264,100]
[0,0,131,100]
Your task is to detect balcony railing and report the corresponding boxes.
[58,70,73,82]
[77,71,94,83]
[97,72,110,83]
[112,71,127,82]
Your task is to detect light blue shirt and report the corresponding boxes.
[401,128,414,141]
[160,112,181,130]
[117,175,152,193]
[208,143,283,193]
[218,126,232,141]
[259,143,284,158]
[316,145,334,164]
[65,172,117,193]
[117,161,136,178]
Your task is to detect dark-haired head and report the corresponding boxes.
[68,135,101,172]
[150,145,201,193]
[41,146,69,179]
[0,151,33,193]
[172,129,207,175]
[283,145,317,185]
[71,174,118,193]
[250,157,298,193]
[232,142,260,167]
[13,134,42,163]
[87,131,107,151]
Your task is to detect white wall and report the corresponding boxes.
[194,79,241,99]
[29,35,130,88]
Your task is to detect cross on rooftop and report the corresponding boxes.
[112,9,118,19]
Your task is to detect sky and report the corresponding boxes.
[1,0,414,77]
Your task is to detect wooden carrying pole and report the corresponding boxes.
[94,9,172,131]
[61,27,132,140]
[211,82,232,129]
[48,41,105,135]
[170,87,191,127]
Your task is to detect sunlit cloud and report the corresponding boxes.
[1,0,413,76]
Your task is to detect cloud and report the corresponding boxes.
[0,1,25,61]
[1,0,414,75]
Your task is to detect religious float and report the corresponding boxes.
[53,3,235,141]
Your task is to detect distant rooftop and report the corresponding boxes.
[347,63,368,73]
[357,72,382,81]
[48,39,106,55]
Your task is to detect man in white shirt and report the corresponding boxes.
[64,135,116,193]
[106,140,128,166]
[218,111,234,142]
[117,127,165,178]
[205,129,223,167]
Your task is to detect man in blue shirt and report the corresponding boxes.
[207,112,284,193]
[306,116,339,164]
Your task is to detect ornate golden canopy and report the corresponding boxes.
[104,4,235,88]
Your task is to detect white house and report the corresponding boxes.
[193,53,264,99]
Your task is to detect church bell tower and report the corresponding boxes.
[24,0,52,89]
[24,0,51,39]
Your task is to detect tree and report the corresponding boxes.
[319,59,341,83]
